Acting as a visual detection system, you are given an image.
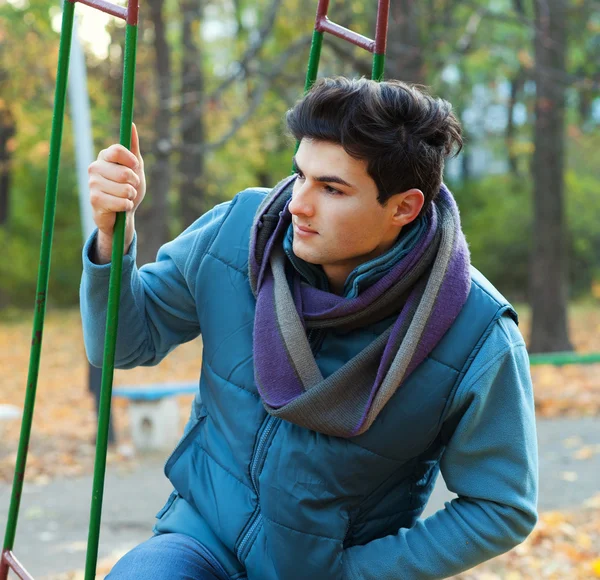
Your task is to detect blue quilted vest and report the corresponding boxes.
[153,190,517,580]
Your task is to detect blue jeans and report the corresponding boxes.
[106,533,231,579]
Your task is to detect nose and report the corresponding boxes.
[289,180,315,218]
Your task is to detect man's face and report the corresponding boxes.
[289,139,403,292]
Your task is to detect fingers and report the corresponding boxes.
[89,157,140,188]
[88,130,144,233]
[97,143,139,171]
[130,123,143,165]
[90,173,138,201]
[91,189,135,214]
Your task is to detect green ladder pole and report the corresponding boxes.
[294,0,389,162]
[0,1,138,578]
[0,2,76,578]
[304,0,390,92]
[84,0,138,577]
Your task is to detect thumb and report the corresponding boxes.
[130,122,143,165]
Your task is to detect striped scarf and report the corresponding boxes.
[249,176,471,438]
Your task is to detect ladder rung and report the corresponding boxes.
[316,17,375,52]
[1,550,34,580]
[71,0,127,20]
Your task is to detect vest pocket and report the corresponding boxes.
[155,489,179,519]
[164,405,208,478]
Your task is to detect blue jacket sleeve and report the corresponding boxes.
[79,201,232,369]
[343,315,539,579]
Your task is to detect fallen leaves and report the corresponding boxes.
[42,547,132,580]
[519,305,600,418]
[573,445,600,460]
[0,309,198,483]
[453,495,600,579]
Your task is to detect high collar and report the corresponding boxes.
[282,215,427,298]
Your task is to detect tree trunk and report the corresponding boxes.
[506,67,526,177]
[578,88,592,127]
[386,0,424,84]
[179,0,207,230]
[529,0,572,353]
[137,0,172,265]
[0,106,15,226]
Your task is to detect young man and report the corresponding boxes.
[82,77,538,579]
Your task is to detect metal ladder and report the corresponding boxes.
[0,0,391,578]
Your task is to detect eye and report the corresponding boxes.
[295,170,305,181]
[324,184,343,195]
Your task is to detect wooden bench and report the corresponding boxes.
[112,382,198,451]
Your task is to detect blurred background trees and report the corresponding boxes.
[0,0,599,352]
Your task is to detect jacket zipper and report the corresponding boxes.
[237,329,322,562]
[236,414,279,561]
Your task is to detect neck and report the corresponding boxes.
[322,232,401,296]
[322,265,349,295]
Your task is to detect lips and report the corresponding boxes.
[294,223,318,234]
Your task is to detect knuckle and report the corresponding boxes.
[106,145,120,159]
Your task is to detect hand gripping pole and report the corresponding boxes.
[0,1,138,579]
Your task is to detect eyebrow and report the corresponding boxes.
[292,156,355,189]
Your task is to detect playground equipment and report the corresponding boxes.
[0,0,138,576]
[5,0,597,577]
[0,0,390,578]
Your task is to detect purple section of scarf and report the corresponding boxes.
[249,176,295,292]
[253,272,305,407]
[254,205,292,293]
[405,231,470,379]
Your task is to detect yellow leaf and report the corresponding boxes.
[541,511,568,526]
[591,558,600,577]
[560,471,579,482]
[576,533,592,550]
[584,494,600,509]
[574,446,595,460]
[563,436,583,448]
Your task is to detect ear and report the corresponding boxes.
[389,189,424,227]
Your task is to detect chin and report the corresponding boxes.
[292,241,322,265]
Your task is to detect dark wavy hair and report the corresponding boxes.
[285,77,463,212]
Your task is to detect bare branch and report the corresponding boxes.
[208,0,285,103]
[181,34,311,154]
[456,11,483,53]
[177,0,285,135]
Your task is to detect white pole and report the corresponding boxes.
[67,16,114,443]
[68,15,96,240]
